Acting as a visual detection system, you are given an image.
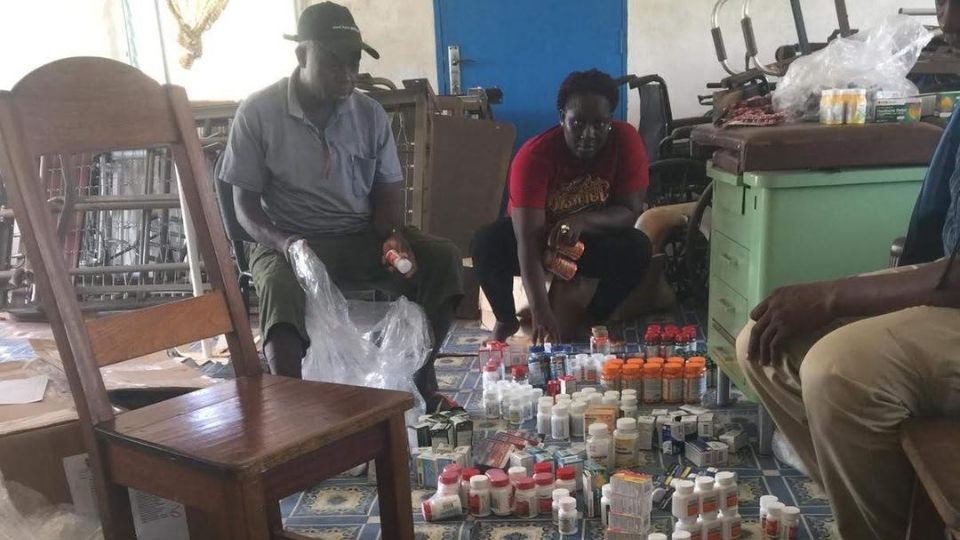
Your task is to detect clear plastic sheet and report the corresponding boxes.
[0,471,102,540]
[772,429,809,477]
[773,15,934,121]
[289,240,430,415]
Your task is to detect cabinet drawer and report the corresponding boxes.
[708,277,750,340]
[713,180,754,247]
[710,232,750,295]
[706,327,759,403]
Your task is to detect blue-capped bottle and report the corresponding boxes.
[527,345,546,387]
[551,346,568,380]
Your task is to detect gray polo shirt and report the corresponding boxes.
[221,70,403,236]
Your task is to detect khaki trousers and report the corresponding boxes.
[736,269,960,539]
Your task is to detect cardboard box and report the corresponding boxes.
[936,91,960,118]
[584,405,619,434]
[0,421,85,508]
[681,415,698,440]
[874,97,922,123]
[636,416,655,450]
[719,426,749,453]
[698,413,718,439]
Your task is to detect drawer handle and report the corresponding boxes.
[718,298,737,313]
[720,252,739,266]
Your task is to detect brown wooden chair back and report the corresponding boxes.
[0,57,261,429]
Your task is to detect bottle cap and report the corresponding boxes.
[648,535,668,540]
[552,403,568,416]
[559,496,577,511]
[643,363,662,375]
[684,364,704,376]
[528,345,544,353]
[489,475,510,488]
[507,466,527,479]
[667,356,685,364]
[484,363,498,373]
[601,483,613,497]
[534,462,553,474]
[442,463,462,476]
[664,364,683,376]
[511,365,527,378]
[623,364,642,377]
[646,356,665,364]
[671,532,691,540]
[460,468,480,482]
[695,476,715,490]
[534,472,554,486]
[552,488,569,501]
[715,471,736,485]
[616,417,638,432]
[766,501,784,518]
[588,423,609,437]
[470,475,490,490]
[673,479,694,494]
[759,495,779,510]
[538,402,553,414]
[581,387,598,394]
[557,466,576,481]
[782,506,801,520]
[621,388,638,396]
[516,477,535,490]
[439,471,459,485]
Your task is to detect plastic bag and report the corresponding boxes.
[0,471,102,540]
[289,240,430,414]
[773,15,934,121]
[772,429,809,477]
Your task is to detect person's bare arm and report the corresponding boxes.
[371,180,417,276]
[749,258,960,364]
[548,190,644,247]
[233,187,300,255]
[513,207,561,342]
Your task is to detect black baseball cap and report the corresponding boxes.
[284,2,380,61]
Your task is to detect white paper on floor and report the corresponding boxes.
[0,375,48,404]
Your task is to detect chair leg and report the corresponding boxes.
[197,476,271,540]
[92,444,137,540]
[375,414,415,540]
[186,506,230,539]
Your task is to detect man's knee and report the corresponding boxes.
[735,320,754,371]
[799,326,882,425]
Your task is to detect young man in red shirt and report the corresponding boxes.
[472,69,652,342]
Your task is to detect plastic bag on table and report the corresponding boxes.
[773,15,934,121]
[289,240,430,416]
[0,471,102,540]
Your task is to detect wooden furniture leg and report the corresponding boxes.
[375,414,415,540]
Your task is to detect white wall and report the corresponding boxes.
[627,0,937,123]
[0,0,126,89]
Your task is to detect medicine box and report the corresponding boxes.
[874,98,922,123]
[698,413,717,439]
[936,91,960,118]
[636,416,655,450]
[584,405,619,434]
[719,425,749,453]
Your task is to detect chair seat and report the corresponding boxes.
[901,418,960,528]
[96,374,414,472]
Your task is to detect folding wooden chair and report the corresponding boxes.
[0,57,415,540]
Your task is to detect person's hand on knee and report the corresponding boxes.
[748,282,836,365]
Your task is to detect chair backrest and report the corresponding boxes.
[0,58,261,428]
[634,75,673,162]
[213,149,254,244]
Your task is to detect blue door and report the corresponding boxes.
[434,0,628,150]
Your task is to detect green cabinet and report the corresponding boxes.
[706,164,926,400]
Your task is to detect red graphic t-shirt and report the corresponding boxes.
[508,121,649,224]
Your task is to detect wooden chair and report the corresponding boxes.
[0,57,415,540]
[901,419,960,540]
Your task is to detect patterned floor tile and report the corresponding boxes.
[435,356,475,369]
[292,484,378,517]
[804,514,841,540]
[437,371,470,391]
[470,520,559,539]
[411,522,463,540]
[284,524,363,539]
[784,475,830,507]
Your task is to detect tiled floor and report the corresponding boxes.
[275,317,837,539]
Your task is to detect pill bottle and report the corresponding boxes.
[819,89,836,124]
[551,347,568,379]
[674,519,701,540]
[600,365,621,393]
[511,365,528,385]
[534,472,555,515]
[663,363,684,404]
[508,396,524,427]
[537,401,552,436]
[602,394,620,407]
[507,466,527,486]
[701,511,723,540]
[644,330,661,359]
[684,363,705,405]
[620,399,638,420]
[571,353,588,381]
[486,469,512,516]
[643,363,663,404]
[555,466,577,494]
[764,501,784,539]
[649,535,668,540]
[551,403,570,441]
[421,494,462,522]
[551,487,569,524]
[459,468,479,509]
[513,477,538,518]
[482,390,500,419]
[600,483,613,526]
[527,345,546,387]
[468,475,491,517]
[671,479,699,521]
[759,495,779,531]
[591,325,611,355]
[533,462,553,475]
[614,417,639,469]
[672,530,692,540]
[482,362,499,391]
[781,506,801,540]
[721,510,742,539]
[437,471,459,498]
[695,476,719,519]
[716,471,738,514]
[558,496,579,535]
[586,422,612,468]
[622,363,642,393]
[570,400,587,438]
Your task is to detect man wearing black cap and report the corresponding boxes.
[221,2,463,411]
